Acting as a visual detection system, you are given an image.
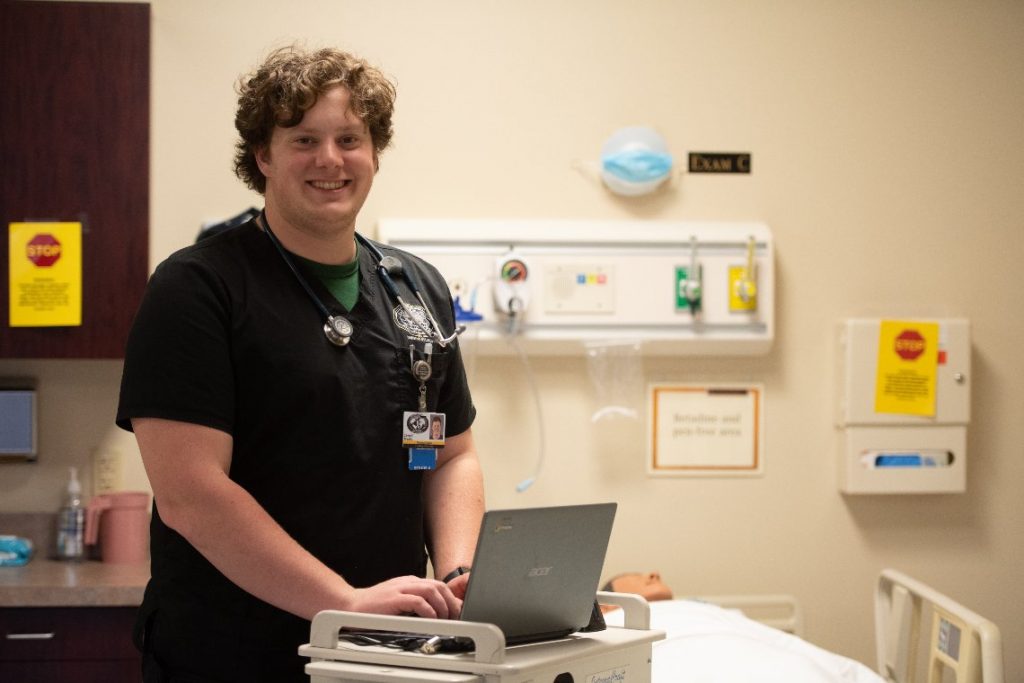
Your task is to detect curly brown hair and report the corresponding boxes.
[233,45,396,194]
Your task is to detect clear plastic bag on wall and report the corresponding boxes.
[585,340,644,422]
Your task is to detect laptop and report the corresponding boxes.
[458,502,617,644]
[333,503,616,652]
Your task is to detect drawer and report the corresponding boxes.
[0,606,138,662]
[0,659,141,683]
[306,659,483,681]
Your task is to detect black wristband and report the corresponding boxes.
[442,566,471,583]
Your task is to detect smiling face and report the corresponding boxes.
[256,85,376,255]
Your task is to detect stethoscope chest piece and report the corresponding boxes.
[260,210,461,350]
[324,315,354,347]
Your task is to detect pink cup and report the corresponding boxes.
[85,491,150,564]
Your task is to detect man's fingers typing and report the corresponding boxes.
[348,576,463,620]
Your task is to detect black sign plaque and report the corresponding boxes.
[688,152,751,174]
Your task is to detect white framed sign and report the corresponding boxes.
[647,383,764,476]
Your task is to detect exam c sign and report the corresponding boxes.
[688,152,752,174]
[26,233,62,267]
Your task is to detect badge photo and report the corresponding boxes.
[402,411,446,447]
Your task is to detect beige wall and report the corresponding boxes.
[2,0,1021,676]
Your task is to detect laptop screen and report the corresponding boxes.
[460,502,617,643]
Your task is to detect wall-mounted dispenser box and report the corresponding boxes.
[836,319,970,494]
[0,382,38,462]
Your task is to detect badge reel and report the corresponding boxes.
[403,345,445,470]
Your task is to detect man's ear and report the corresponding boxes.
[255,146,272,177]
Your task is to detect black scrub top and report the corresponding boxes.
[117,218,476,681]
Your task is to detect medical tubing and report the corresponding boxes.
[395,256,423,292]
[362,237,448,344]
[375,264,404,301]
[415,290,462,347]
[508,332,545,492]
[264,223,458,348]
[262,215,333,320]
[506,297,524,336]
[390,291,438,342]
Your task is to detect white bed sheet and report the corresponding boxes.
[603,599,884,683]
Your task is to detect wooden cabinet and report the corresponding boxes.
[0,1,150,358]
[0,606,141,682]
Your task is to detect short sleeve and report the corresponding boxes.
[116,255,236,434]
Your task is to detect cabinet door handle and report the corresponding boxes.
[6,632,56,640]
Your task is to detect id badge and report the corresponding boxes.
[408,447,438,471]
[402,411,446,447]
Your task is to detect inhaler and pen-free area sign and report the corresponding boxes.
[648,384,764,476]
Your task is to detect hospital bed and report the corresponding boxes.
[875,569,1004,683]
[626,568,1004,683]
[300,569,1004,683]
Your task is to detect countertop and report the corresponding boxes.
[0,559,149,607]
[0,512,148,607]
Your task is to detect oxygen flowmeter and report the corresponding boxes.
[494,251,531,316]
[729,235,758,312]
[675,237,702,315]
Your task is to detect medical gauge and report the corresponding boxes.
[261,212,465,348]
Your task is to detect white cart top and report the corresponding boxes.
[300,591,663,678]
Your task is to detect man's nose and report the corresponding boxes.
[316,140,344,167]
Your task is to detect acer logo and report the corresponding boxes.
[528,567,552,577]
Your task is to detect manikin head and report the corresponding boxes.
[602,571,673,602]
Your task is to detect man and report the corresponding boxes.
[118,45,484,681]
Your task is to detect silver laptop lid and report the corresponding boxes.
[460,502,617,643]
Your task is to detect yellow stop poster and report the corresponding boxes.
[8,222,82,327]
[874,320,939,417]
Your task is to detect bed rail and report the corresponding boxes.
[875,568,1004,683]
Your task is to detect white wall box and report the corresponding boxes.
[836,318,970,494]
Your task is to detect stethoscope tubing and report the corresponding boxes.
[263,217,334,322]
[261,212,461,347]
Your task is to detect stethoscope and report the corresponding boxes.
[261,212,464,348]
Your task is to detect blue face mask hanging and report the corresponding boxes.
[601,149,674,184]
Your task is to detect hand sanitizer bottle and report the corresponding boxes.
[56,467,85,560]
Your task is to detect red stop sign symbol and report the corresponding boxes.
[894,329,925,360]
[26,234,62,267]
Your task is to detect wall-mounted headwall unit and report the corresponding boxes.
[377,219,774,355]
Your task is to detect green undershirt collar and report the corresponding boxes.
[293,242,361,311]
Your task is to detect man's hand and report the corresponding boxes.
[444,571,471,600]
[346,576,462,619]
